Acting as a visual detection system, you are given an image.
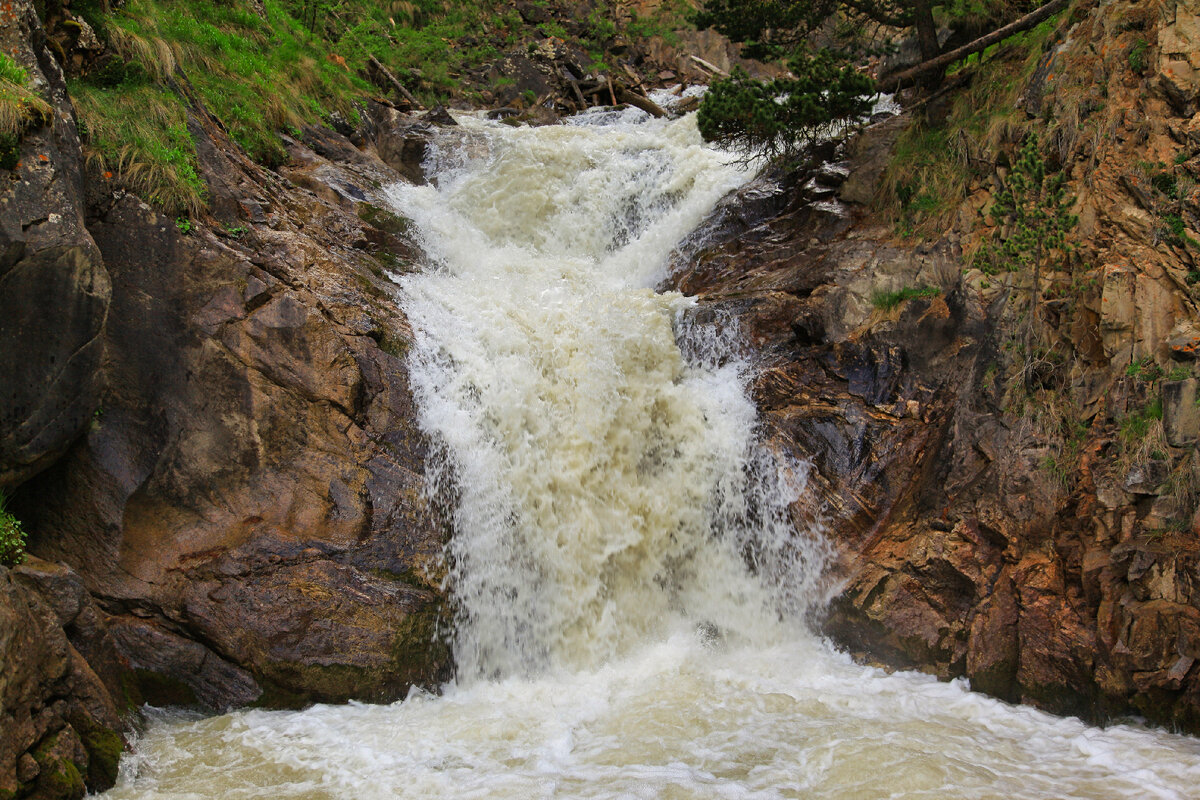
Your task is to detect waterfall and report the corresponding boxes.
[99,108,1200,800]
[386,111,829,681]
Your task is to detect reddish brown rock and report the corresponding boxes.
[2,5,450,736]
[1,564,127,799]
[667,0,1200,729]
[13,110,451,712]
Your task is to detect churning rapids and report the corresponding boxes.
[101,106,1200,800]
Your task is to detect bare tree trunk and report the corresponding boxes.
[913,0,940,63]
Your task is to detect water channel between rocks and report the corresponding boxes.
[100,106,1200,800]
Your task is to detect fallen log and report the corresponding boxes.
[567,77,587,107]
[367,55,422,110]
[878,0,1068,91]
[689,55,729,78]
[616,87,667,118]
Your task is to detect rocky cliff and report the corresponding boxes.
[668,0,1200,733]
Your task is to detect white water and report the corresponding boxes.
[100,109,1200,799]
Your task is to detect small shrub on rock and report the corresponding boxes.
[0,491,27,567]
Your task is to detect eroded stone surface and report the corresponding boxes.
[667,0,1200,728]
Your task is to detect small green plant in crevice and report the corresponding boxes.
[1158,450,1200,529]
[175,216,193,234]
[0,491,28,568]
[1128,37,1149,74]
[1120,396,1164,445]
[1,51,53,170]
[871,285,941,311]
[1126,355,1164,383]
[1110,391,1169,491]
[1161,213,1200,250]
[1019,389,1088,489]
[1131,160,1199,250]
[1040,452,1073,488]
[973,134,1076,345]
[0,52,25,85]
[1168,365,1192,382]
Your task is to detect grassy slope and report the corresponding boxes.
[62,0,684,214]
[880,9,1068,236]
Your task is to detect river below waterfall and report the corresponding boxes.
[99,108,1200,800]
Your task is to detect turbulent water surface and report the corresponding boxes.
[101,106,1200,800]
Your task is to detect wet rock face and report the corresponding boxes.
[15,110,451,711]
[0,0,109,490]
[2,5,449,743]
[670,54,1200,729]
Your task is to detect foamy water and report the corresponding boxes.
[99,108,1200,800]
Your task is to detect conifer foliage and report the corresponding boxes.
[0,491,26,567]
[973,135,1076,338]
[696,50,875,160]
[974,135,1076,280]
[695,0,943,62]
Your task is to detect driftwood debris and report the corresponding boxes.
[616,87,667,118]
[571,76,666,117]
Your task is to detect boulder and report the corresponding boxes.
[0,566,126,798]
[1163,378,1200,447]
[839,115,910,206]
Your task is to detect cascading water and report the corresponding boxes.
[392,108,827,681]
[101,108,1200,800]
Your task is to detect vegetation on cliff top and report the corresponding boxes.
[693,0,1060,168]
[0,51,52,169]
[883,8,1065,234]
[58,0,677,213]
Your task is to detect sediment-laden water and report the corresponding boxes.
[100,107,1200,800]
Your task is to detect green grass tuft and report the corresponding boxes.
[0,51,53,146]
[871,285,941,311]
[71,81,207,214]
[1120,397,1164,444]
[882,12,1065,236]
